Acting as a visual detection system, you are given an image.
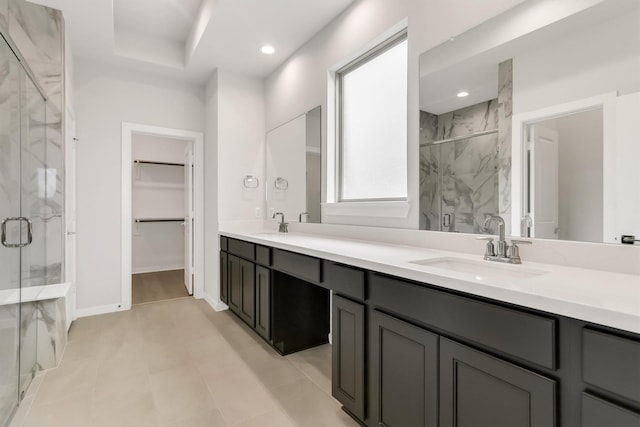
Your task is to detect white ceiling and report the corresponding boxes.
[30,0,354,83]
[114,0,203,43]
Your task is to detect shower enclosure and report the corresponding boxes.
[419,130,500,233]
[0,34,49,426]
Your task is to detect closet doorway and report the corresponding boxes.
[121,123,204,309]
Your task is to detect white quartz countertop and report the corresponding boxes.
[220,230,640,334]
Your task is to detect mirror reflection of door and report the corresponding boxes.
[525,108,603,242]
[529,125,559,239]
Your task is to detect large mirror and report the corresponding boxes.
[266,106,321,223]
[419,0,640,244]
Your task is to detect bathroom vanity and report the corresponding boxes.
[219,231,640,427]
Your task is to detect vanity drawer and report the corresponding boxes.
[220,236,228,251]
[583,328,640,403]
[324,262,365,300]
[370,274,557,369]
[272,249,321,283]
[256,245,271,266]
[227,238,255,261]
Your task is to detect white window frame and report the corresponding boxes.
[324,22,411,221]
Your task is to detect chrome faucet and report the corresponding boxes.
[484,215,507,257]
[299,212,309,223]
[273,212,288,233]
[478,215,531,264]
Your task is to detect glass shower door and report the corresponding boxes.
[0,34,47,423]
[18,68,46,400]
[0,37,22,426]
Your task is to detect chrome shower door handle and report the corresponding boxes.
[1,217,33,248]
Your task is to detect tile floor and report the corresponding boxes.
[132,270,190,305]
[10,297,358,427]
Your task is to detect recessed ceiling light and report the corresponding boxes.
[457,91,469,98]
[261,45,275,55]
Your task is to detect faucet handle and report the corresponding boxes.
[508,239,532,261]
[476,236,495,258]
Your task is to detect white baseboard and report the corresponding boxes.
[75,303,127,318]
[132,265,184,274]
[204,293,228,312]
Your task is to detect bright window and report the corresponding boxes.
[337,32,408,201]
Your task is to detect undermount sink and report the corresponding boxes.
[409,257,548,281]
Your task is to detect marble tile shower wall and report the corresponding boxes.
[5,0,64,284]
[419,59,513,234]
[419,103,499,233]
[497,59,513,235]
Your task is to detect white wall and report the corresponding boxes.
[203,71,219,306]
[263,0,623,229]
[217,70,266,222]
[615,92,640,243]
[264,0,530,229]
[74,59,204,314]
[203,68,265,309]
[539,110,603,243]
[556,111,603,243]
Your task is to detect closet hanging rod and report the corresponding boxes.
[420,128,499,147]
[135,218,185,223]
[134,160,185,167]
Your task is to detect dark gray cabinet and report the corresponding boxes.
[227,254,255,327]
[370,310,438,427]
[255,265,270,340]
[369,273,556,369]
[221,238,328,355]
[332,295,365,421]
[582,328,640,404]
[220,235,640,427]
[238,258,255,327]
[220,251,228,304]
[228,254,241,314]
[581,393,640,427]
[440,337,556,427]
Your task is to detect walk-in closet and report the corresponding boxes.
[131,134,193,304]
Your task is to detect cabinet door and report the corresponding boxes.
[228,254,241,314]
[332,295,365,421]
[255,265,271,340]
[220,251,228,304]
[581,392,640,427]
[370,310,438,427]
[239,259,255,327]
[440,337,555,427]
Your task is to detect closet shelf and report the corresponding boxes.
[132,181,185,190]
[134,160,185,167]
[134,218,185,223]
